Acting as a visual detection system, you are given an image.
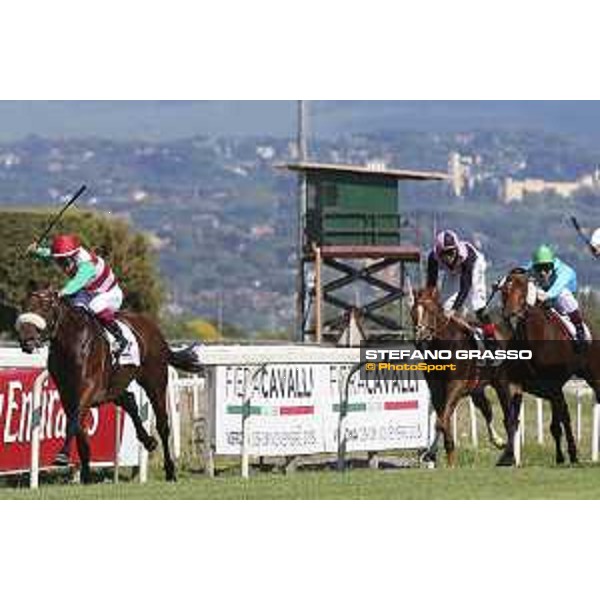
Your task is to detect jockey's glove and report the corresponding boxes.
[475,308,491,324]
[443,308,456,319]
[536,289,549,303]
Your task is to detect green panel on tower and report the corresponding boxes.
[305,172,400,247]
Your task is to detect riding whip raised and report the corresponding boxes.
[570,215,598,259]
[35,185,87,247]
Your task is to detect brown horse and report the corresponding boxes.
[409,287,510,466]
[16,288,204,483]
[499,268,600,465]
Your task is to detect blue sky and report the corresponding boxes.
[0,101,599,143]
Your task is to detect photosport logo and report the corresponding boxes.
[358,342,534,382]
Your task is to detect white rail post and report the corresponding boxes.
[514,402,524,467]
[241,364,267,479]
[113,405,122,484]
[337,364,359,471]
[136,384,149,484]
[203,369,215,478]
[192,374,201,420]
[469,399,478,448]
[30,370,48,490]
[167,367,181,459]
[592,403,600,462]
[536,397,544,445]
[576,388,582,444]
[429,410,437,445]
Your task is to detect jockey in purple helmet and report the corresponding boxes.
[427,229,493,335]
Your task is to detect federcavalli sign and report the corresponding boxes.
[212,361,431,456]
[0,368,123,474]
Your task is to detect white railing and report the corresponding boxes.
[434,380,599,465]
[27,370,152,489]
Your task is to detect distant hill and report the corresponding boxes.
[1,101,600,145]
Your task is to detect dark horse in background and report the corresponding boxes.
[409,286,509,466]
[498,268,600,466]
[16,288,204,483]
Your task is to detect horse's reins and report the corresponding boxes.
[499,274,532,336]
[19,292,66,343]
[416,299,464,340]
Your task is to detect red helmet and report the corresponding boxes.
[51,234,81,257]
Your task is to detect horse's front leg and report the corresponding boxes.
[421,378,445,464]
[439,381,465,467]
[55,400,78,466]
[496,383,522,467]
[471,385,505,449]
[72,386,105,484]
[75,408,93,484]
[558,392,578,465]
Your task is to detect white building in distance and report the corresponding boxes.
[503,169,600,203]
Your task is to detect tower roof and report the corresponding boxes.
[278,161,449,182]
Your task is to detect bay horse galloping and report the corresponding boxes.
[499,268,600,466]
[409,286,509,467]
[16,288,204,483]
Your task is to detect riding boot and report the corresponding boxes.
[102,319,129,360]
[568,310,587,353]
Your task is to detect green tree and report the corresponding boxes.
[0,209,163,335]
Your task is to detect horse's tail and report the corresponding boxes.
[168,343,204,374]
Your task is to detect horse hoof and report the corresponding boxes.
[53,453,70,467]
[556,455,566,465]
[420,450,437,464]
[144,437,158,452]
[496,452,515,467]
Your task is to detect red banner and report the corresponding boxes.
[0,368,122,473]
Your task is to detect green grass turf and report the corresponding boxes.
[2,393,598,500]
[2,448,600,500]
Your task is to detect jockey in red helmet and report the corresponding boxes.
[27,234,128,358]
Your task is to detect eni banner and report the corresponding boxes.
[212,362,430,456]
[0,368,131,473]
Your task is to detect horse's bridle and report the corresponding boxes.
[17,290,65,344]
[414,298,452,342]
[499,273,532,334]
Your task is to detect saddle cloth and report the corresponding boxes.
[547,309,592,342]
[104,320,141,367]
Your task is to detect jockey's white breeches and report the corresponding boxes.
[442,255,488,314]
[88,285,124,316]
[554,289,579,314]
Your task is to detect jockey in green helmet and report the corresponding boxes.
[527,244,587,350]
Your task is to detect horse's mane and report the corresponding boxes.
[59,299,104,336]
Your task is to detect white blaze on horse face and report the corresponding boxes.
[526,282,538,307]
[15,312,48,332]
[416,305,424,328]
